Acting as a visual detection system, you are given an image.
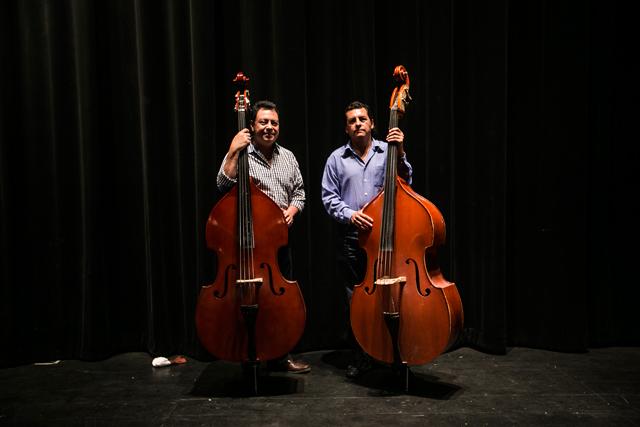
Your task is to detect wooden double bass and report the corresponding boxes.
[195,72,306,387]
[350,65,463,381]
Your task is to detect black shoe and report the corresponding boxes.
[346,353,373,379]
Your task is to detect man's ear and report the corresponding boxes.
[371,119,375,129]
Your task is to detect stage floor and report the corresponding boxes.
[1,347,639,425]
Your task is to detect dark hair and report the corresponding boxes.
[345,101,372,121]
[251,100,278,121]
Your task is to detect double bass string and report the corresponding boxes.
[237,100,255,303]
[377,107,400,313]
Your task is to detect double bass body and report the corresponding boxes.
[351,177,463,365]
[196,179,306,362]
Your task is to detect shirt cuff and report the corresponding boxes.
[290,200,305,213]
[341,208,356,224]
[216,169,237,192]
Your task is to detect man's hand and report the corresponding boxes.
[350,210,374,231]
[229,129,251,155]
[282,206,299,227]
[386,127,405,157]
[223,129,252,178]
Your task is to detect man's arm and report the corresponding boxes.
[321,155,356,224]
[283,156,305,226]
[216,129,252,192]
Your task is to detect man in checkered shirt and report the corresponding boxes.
[216,100,310,374]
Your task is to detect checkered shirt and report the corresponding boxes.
[217,143,305,212]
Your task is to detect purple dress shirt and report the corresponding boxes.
[321,138,412,224]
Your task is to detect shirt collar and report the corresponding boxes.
[342,138,385,158]
[248,142,279,162]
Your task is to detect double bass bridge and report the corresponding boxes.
[375,276,407,286]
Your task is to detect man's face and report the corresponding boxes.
[345,108,374,142]
[251,108,279,150]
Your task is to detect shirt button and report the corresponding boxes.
[364,179,367,182]
[364,193,368,196]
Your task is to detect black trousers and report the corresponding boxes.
[336,225,367,351]
[337,225,367,302]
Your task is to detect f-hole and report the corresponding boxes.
[260,262,284,295]
[364,259,378,295]
[214,264,236,298]
[406,258,430,297]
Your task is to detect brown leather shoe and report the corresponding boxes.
[284,358,311,374]
[269,357,311,374]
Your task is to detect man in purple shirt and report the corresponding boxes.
[321,101,412,378]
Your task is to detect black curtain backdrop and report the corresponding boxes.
[1,0,638,367]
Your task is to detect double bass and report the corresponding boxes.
[195,72,306,389]
[350,65,463,384]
